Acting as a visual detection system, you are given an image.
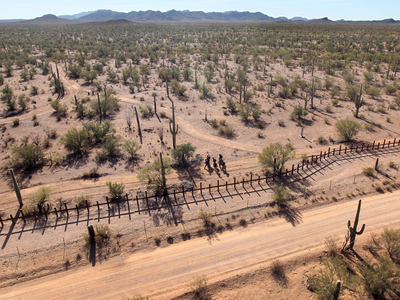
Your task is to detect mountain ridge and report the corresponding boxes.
[0,10,399,25]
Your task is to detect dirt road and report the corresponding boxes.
[1,190,400,300]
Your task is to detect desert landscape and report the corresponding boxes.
[1,17,400,299]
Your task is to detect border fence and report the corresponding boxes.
[1,138,399,228]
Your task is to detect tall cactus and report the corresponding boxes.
[304,91,309,110]
[152,92,157,114]
[134,106,142,144]
[387,57,391,79]
[97,93,102,124]
[9,169,23,207]
[333,280,341,300]
[160,152,166,191]
[51,64,65,100]
[169,101,178,149]
[354,85,364,118]
[268,75,273,97]
[346,199,365,250]
[310,79,315,109]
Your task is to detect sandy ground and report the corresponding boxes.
[1,190,400,299]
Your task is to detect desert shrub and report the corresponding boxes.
[122,140,141,159]
[137,157,173,194]
[50,99,67,117]
[30,85,39,96]
[309,257,349,300]
[154,236,161,246]
[17,94,29,110]
[278,120,285,127]
[238,103,252,122]
[291,105,308,120]
[239,218,247,227]
[334,118,362,142]
[381,228,400,264]
[358,256,400,299]
[331,99,339,107]
[90,89,119,118]
[252,106,262,121]
[272,184,291,205]
[199,208,213,227]
[12,143,45,170]
[210,119,218,128]
[365,85,380,98]
[218,126,234,138]
[385,85,397,95]
[226,97,236,113]
[166,235,174,244]
[61,127,91,154]
[219,119,226,126]
[12,118,19,127]
[93,224,112,244]
[101,135,121,157]
[317,136,326,144]
[363,72,374,83]
[269,260,285,280]
[85,121,114,144]
[74,195,90,208]
[188,275,211,300]
[377,104,387,113]
[388,161,396,169]
[171,143,196,166]
[258,142,295,172]
[324,237,340,257]
[30,186,52,206]
[49,129,57,139]
[363,167,375,177]
[325,105,332,113]
[139,106,150,118]
[106,181,124,199]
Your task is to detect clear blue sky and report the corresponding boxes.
[1,0,398,21]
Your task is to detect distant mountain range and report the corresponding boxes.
[0,10,399,25]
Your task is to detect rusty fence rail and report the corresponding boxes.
[1,138,399,228]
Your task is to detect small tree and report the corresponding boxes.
[291,105,308,120]
[12,143,45,170]
[122,140,141,160]
[226,97,236,113]
[171,143,196,166]
[335,118,362,142]
[272,184,291,205]
[106,182,124,199]
[61,127,91,154]
[137,157,173,194]
[258,142,295,172]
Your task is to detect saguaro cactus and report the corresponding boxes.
[310,79,315,109]
[169,101,178,149]
[97,93,102,124]
[51,64,65,99]
[152,92,157,114]
[9,169,23,207]
[346,199,365,250]
[160,152,166,191]
[134,106,142,144]
[333,280,341,300]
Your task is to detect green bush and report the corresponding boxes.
[61,127,91,154]
[30,186,52,206]
[334,118,362,142]
[359,256,400,299]
[12,143,45,170]
[171,143,196,166]
[381,228,400,264]
[199,208,213,227]
[258,142,295,172]
[106,181,124,199]
[226,97,236,113]
[122,140,141,159]
[272,184,291,205]
[137,157,173,194]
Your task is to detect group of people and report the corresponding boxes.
[204,154,226,172]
